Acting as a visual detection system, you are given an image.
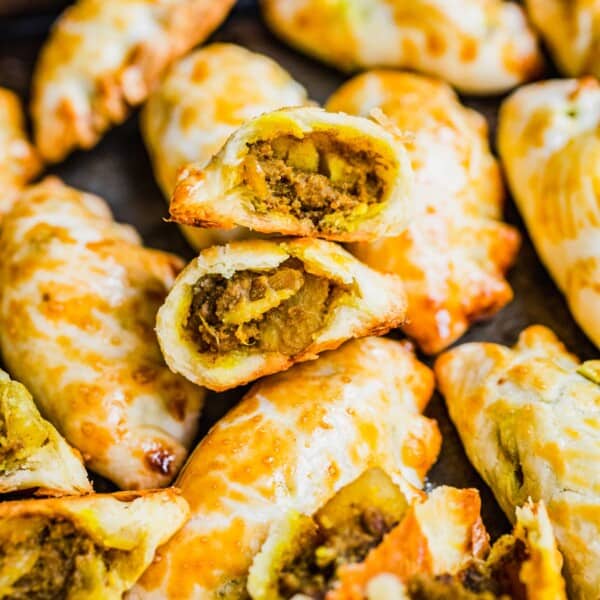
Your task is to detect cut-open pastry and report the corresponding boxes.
[435,325,600,599]
[260,0,543,95]
[169,106,413,242]
[0,178,205,490]
[156,238,407,390]
[498,78,600,348]
[141,43,310,249]
[31,0,236,162]
[0,488,188,599]
[130,337,441,599]
[327,71,519,354]
[0,370,90,496]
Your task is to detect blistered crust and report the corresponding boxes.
[0,178,205,490]
[261,0,543,94]
[131,337,441,598]
[31,0,236,162]
[327,71,519,354]
[435,325,600,599]
[156,237,407,391]
[498,78,600,348]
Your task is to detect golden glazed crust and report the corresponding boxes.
[327,71,519,354]
[31,0,236,163]
[435,325,600,599]
[130,337,441,599]
[0,178,205,490]
[498,78,600,348]
[141,43,310,249]
[156,237,407,391]
[261,0,543,95]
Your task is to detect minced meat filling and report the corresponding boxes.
[186,259,336,355]
[242,132,388,229]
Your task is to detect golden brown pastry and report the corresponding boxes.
[130,337,442,599]
[261,0,543,95]
[169,106,413,242]
[31,0,236,163]
[141,43,310,249]
[498,78,600,348]
[0,488,189,599]
[0,178,205,490]
[0,369,91,496]
[156,238,407,391]
[327,71,520,354]
[435,325,600,599]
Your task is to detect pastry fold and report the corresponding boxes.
[260,0,543,95]
[0,370,91,497]
[0,488,189,599]
[327,71,519,354]
[435,325,600,599]
[31,0,236,162]
[141,43,310,249]
[498,78,600,348]
[0,178,205,490]
[131,337,442,599]
[169,106,413,242]
[156,238,407,391]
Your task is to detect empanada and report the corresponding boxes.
[169,106,413,242]
[435,325,600,599]
[498,78,600,348]
[31,0,236,163]
[0,178,205,490]
[131,336,442,598]
[327,71,520,354]
[141,43,310,249]
[0,370,91,496]
[260,0,543,95]
[0,487,188,599]
[156,238,407,391]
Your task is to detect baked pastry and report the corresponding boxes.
[435,325,600,599]
[498,78,600,348]
[169,106,413,242]
[141,43,310,249]
[0,370,91,496]
[156,238,407,391]
[31,0,236,163]
[130,337,442,598]
[327,71,519,354]
[0,178,205,490]
[0,488,189,599]
[248,469,565,600]
[0,87,41,213]
[260,0,543,95]
[526,1,600,78]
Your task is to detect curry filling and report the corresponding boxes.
[242,132,389,231]
[186,259,343,355]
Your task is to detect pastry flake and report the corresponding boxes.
[0,178,205,490]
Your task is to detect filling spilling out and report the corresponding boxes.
[241,132,390,231]
[185,258,345,356]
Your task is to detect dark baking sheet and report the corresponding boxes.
[0,0,597,540]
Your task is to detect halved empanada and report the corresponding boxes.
[260,0,543,95]
[0,488,188,599]
[435,325,599,599]
[0,370,90,496]
[130,336,442,599]
[169,106,413,242]
[0,178,205,490]
[156,238,407,391]
[327,71,520,354]
[498,78,600,348]
[31,0,236,163]
[141,43,310,249]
